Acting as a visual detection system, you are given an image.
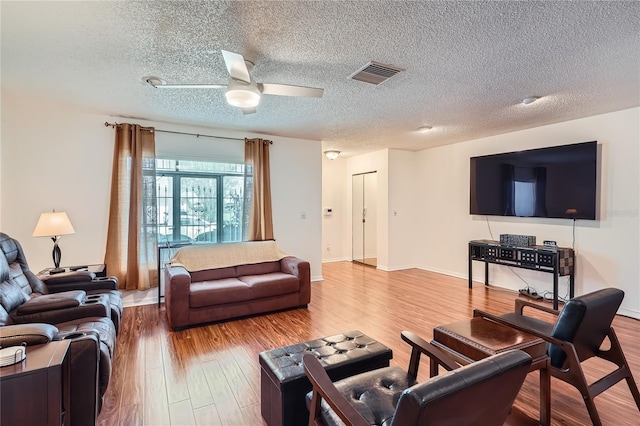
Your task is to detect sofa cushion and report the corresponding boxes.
[239,273,300,299]
[191,267,237,282]
[190,278,251,307]
[236,261,281,276]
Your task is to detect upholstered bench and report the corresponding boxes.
[259,330,393,426]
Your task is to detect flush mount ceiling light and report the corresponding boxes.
[521,96,541,105]
[324,150,340,160]
[416,126,433,133]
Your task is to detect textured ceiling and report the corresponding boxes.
[2,1,639,156]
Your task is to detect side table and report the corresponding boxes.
[0,340,71,425]
[38,263,106,278]
[431,316,550,426]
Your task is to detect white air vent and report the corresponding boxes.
[348,61,405,85]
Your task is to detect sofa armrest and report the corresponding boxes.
[17,291,86,315]
[280,257,311,305]
[45,275,119,293]
[11,294,110,325]
[52,332,102,426]
[280,256,306,277]
[164,265,192,330]
[42,271,96,285]
[0,323,58,346]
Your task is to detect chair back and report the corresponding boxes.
[549,288,624,368]
[390,350,532,426]
[0,232,47,296]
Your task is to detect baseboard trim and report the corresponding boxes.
[122,291,158,308]
[322,257,350,263]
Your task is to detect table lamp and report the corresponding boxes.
[32,210,75,274]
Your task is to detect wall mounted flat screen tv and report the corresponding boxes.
[470,141,598,220]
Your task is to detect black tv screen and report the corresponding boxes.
[470,141,598,220]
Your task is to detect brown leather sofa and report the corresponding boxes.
[165,255,310,330]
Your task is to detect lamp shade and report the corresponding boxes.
[33,211,76,237]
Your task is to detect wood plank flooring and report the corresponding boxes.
[98,261,640,425]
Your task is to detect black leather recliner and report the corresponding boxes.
[0,321,113,426]
[0,232,119,425]
[0,232,123,333]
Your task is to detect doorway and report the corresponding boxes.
[352,171,377,267]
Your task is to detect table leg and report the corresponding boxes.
[484,262,489,286]
[468,247,473,289]
[553,255,559,310]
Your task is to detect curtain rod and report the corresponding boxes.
[104,122,245,142]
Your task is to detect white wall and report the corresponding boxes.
[387,149,418,270]
[321,107,639,318]
[415,108,639,318]
[345,150,390,268]
[1,95,114,270]
[321,155,348,262]
[1,94,323,288]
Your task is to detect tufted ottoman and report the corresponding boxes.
[259,330,393,426]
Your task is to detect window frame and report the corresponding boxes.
[156,159,246,244]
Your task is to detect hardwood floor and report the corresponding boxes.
[98,261,640,425]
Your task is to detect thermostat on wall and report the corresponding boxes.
[323,207,333,216]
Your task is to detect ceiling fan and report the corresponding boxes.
[144,50,324,114]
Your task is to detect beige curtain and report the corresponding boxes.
[243,138,274,241]
[104,123,158,290]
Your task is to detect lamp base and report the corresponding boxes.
[49,267,66,275]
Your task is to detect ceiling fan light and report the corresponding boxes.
[225,87,261,108]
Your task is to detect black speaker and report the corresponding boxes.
[499,234,536,247]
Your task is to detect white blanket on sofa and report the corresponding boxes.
[169,241,289,272]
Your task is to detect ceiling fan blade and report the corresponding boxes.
[153,83,227,89]
[144,77,226,89]
[221,50,251,83]
[260,83,324,98]
[241,107,257,115]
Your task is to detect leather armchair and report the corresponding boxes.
[0,232,122,332]
[1,320,115,425]
[474,288,640,426]
[304,331,532,426]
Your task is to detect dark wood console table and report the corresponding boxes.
[468,239,574,309]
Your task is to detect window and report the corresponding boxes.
[514,180,536,217]
[156,159,246,244]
